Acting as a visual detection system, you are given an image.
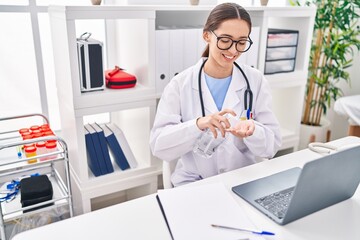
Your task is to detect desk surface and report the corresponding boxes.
[13,136,360,240]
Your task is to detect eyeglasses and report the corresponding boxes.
[211,31,253,53]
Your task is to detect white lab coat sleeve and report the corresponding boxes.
[243,74,282,158]
[150,79,202,162]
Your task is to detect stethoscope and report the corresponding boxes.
[198,59,253,117]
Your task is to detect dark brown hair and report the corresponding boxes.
[202,3,252,57]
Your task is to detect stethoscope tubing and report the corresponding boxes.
[198,59,253,117]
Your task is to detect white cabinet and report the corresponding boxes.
[48,5,315,214]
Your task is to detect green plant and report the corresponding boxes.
[300,0,360,126]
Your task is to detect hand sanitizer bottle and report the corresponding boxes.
[193,114,238,158]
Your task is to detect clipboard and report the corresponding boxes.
[156,183,265,240]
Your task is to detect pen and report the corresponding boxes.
[211,224,275,236]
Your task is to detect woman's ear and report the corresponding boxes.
[203,31,211,43]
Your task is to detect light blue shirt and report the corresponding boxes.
[205,73,232,111]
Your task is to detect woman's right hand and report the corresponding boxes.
[196,109,236,138]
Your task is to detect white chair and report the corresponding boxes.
[162,159,178,189]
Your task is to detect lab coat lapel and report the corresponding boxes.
[202,80,219,114]
[192,59,219,115]
[222,65,246,111]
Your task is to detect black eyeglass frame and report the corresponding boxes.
[211,31,253,53]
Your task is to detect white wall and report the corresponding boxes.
[0,1,107,132]
[1,1,358,141]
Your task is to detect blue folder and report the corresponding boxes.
[84,124,108,175]
[91,123,114,174]
[84,126,102,177]
[102,124,130,171]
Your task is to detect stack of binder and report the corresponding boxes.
[155,26,261,95]
[84,123,137,177]
[155,26,205,95]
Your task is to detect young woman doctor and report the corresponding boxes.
[150,3,281,187]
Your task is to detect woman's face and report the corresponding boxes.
[205,18,250,70]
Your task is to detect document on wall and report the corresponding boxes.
[157,183,266,240]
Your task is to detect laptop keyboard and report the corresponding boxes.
[255,187,295,219]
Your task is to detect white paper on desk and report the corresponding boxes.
[157,183,265,240]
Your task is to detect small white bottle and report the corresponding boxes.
[193,128,226,158]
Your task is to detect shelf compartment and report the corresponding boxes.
[73,84,156,111]
[263,6,316,18]
[71,165,161,209]
[0,142,66,173]
[49,6,155,20]
[266,70,307,89]
[82,164,161,189]
[0,172,70,222]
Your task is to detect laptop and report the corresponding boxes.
[232,145,360,225]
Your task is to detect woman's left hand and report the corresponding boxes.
[226,119,255,138]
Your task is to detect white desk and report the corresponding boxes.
[13,136,360,240]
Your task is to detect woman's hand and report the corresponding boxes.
[196,109,236,138]
[226,119,255,138]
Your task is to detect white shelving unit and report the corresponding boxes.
[48,5,316,215]
[48,5,161,215]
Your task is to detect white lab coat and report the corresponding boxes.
[150,58,281,186]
